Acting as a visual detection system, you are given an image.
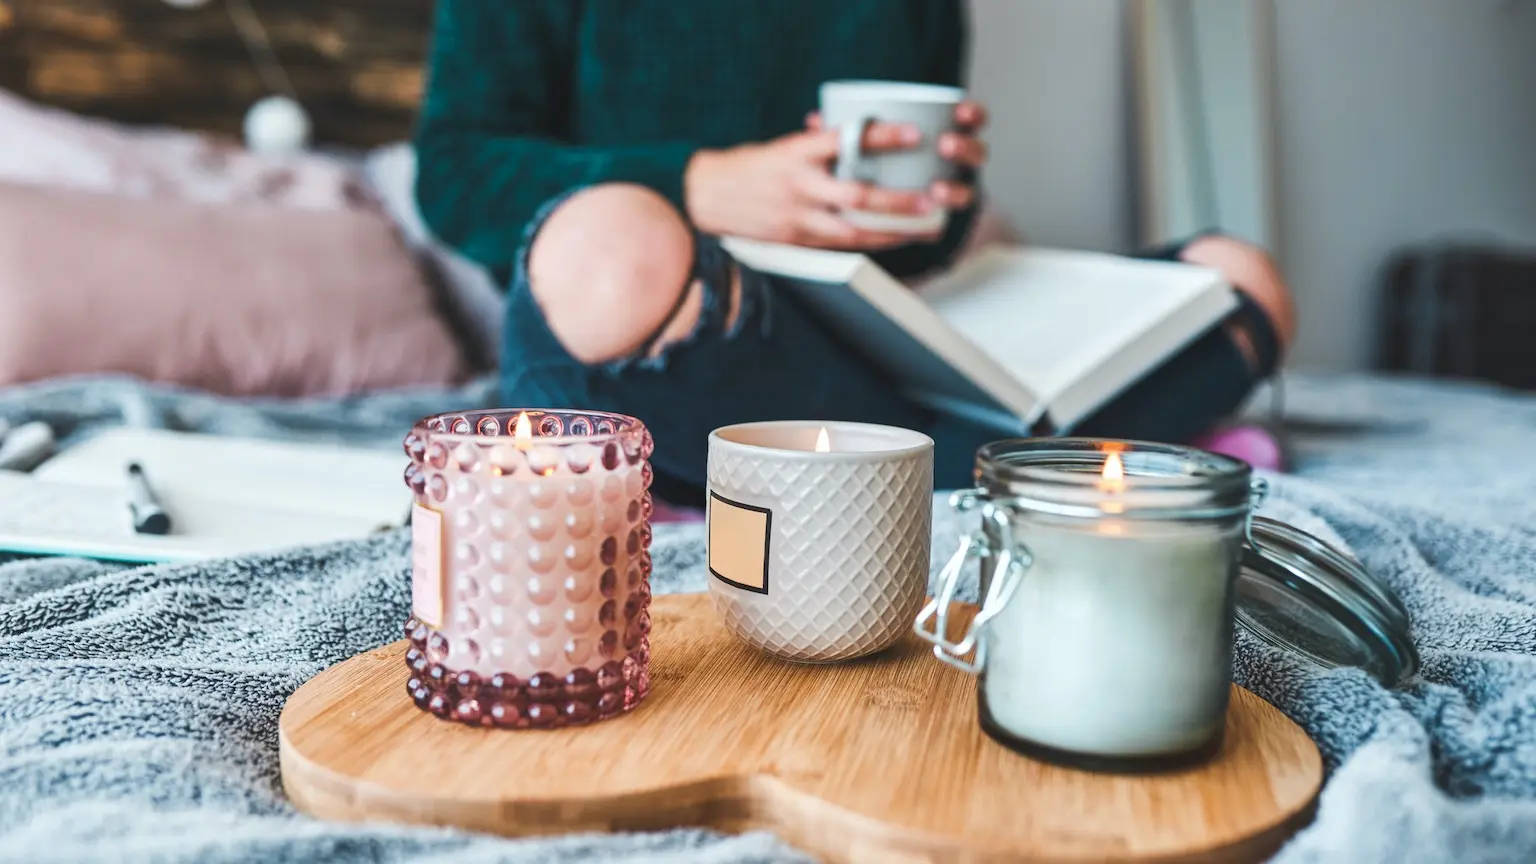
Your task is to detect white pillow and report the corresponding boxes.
[363,144,506,370]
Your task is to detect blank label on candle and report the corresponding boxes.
[707,493,772,594]
[410,503,446,628]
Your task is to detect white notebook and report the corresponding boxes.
[0,428,409,563]
[721,239,1239,434]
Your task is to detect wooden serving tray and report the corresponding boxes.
[280,594,1321,862]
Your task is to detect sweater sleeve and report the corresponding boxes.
[869,0,979,280]
[413,0,699,271]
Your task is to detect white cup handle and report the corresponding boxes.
[835,115,876,183]
[913,490,1032,675]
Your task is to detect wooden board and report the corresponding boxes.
[280,594,1322,863]
[0,0,429,146]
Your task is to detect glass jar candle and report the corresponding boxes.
[400,409,654,728]
[917,439,1263,772]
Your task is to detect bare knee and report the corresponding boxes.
[1179,235,1296,353]
[527,184,697,364]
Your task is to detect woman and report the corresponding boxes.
[415,0,1294,504]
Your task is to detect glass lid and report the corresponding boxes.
[1236,516,1419,686]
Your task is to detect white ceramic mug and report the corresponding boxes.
[819,80,965,234]
[706,421,934,663]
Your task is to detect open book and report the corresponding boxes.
[0,428,409,563]
[721,239,1239,435]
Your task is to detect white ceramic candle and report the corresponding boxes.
[707,421,934,662]
[918,439,1259,771]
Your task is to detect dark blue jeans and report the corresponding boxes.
[500,198,1278,506]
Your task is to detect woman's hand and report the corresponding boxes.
[803,99,989,213]
[684,124,936,250]
[933,100,989,211]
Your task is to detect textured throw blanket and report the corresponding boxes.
[0,374,1532,863]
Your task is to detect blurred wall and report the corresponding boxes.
[968,0,1136,255]
[1272,0,1536,371]
[970,0,1536,373]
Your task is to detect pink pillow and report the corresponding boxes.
[0,181,468,397]
[0,88,365,210]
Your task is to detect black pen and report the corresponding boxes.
[126,462,172,536]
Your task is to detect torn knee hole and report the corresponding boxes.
[1223,319,1261,374]
[642,264,746,359]
[643,279,703,358]
[722,264,744,334]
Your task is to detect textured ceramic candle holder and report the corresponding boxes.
[706,421,934,663]
[401,409,654,728]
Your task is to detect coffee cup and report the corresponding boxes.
[818,80,966,235]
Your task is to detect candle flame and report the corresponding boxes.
[514,411,533,450]
[1098,450,1125,494]
[815,427,831,453]
[1097,444,1128,519]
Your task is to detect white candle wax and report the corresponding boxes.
[981,517,1242,757]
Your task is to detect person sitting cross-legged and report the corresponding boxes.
[414,0,1296,505]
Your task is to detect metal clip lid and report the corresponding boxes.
[1236,516,1419,686]
[913,490,1031,674]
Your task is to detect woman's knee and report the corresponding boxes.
[527,184,697,365]
[1179,235,1296,352]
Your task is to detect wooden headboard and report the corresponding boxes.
[0,0,431,147]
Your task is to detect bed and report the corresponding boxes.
[1,4,1535,863]
[1,373,1533,864]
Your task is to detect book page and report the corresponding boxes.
[922,248,1230,405]
[720,238,1232,432]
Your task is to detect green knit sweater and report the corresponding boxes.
[414,0,976,282]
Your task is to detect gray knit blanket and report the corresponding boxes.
[0,374,1532,863]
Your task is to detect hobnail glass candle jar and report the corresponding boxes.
[918,439,1261,771]
[400,409,654,729]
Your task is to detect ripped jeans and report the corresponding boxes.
[501,196,1278,507]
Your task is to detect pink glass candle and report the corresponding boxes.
[400,409,654,728]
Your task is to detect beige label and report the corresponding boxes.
[410,503,446,628]
[708,493,772,594]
